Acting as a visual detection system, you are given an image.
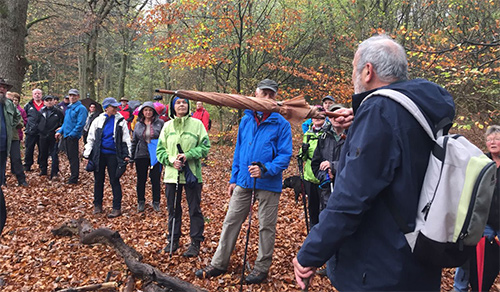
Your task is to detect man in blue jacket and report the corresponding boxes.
[196,79,292,284]
[56,89,87,184]
[293,35,456,291]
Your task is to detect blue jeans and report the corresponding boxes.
[453,225,499,292]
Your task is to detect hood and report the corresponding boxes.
[138,101,159,122]
[168,96,191,119]
[352,79,455,132]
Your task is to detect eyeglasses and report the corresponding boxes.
[486,137,500,143]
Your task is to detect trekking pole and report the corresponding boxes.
[169,144,184,257]
[240,162,260,292]
[297,155,310,234]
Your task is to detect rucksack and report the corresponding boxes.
[363,89,497,267]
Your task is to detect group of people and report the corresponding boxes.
[1,33,498,290]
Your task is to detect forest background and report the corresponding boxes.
[0,0,498,144]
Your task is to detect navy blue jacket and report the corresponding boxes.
[229,110,292,192]
[297,79,455,291]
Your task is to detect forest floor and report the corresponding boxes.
[0,125,497,291]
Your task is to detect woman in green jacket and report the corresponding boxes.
[156,96,210,257]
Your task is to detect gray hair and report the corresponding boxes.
[485,125,500,137]
[356,35,408,83]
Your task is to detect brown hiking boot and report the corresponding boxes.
[195,264,226,279]
[107,209,121,218]
[183,241,200,257]
[93,205,102,214]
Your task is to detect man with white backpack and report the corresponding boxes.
[293,35,456,291]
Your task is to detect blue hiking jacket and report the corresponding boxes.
[229,110,292,192]
[57,101,88,139]
[297,79,455,291]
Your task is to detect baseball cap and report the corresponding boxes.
[322,95,335,103]
[68,89,79,96]
[257,79,278,93]
[102,97,120,109]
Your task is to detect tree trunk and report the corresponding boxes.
[0,0,29,92]
[51,218,207,292]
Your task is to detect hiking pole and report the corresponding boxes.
[297,155,310,234]
[169,144,184,257]
[240,162,261,292]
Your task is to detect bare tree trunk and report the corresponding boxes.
[0,0,29,92]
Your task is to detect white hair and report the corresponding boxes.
[355,35,408,83]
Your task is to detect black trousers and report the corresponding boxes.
[0,151,6,186]
[304,180,320,227]
[24,134,39,170]
[64,137,80,183]
[39,135,56,174]
[166,182,204,242]
[93,153,122,210]
[135,158,161,203]
[9,140,26,184]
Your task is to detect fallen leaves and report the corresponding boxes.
[0,126,494,291]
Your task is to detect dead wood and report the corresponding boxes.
[56,281,117,291]
[52,218,206,292]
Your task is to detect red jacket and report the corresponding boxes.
[192,107,210,131]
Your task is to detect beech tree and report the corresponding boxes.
[0,0,29,92]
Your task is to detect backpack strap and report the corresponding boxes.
[361,89,440,140]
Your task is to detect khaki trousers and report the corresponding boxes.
[211,186,281,272]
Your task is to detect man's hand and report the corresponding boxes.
[248,164,261,178]
[55,132,61,140]
[333,107,354,130]
[227,183,236,197]
[319,160,330,171]
[293,257,316,290]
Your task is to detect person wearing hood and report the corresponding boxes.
[156,96,210,257]
[293,35,455,291]
[83,97,132,218]
[131,102,164,212]
[55,89,88,184]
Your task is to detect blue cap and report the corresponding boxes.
[102,97,120,109]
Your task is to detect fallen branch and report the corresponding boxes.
[52,218,206,292]
[56,281,117,292]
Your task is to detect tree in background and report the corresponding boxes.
[0,0,29,92]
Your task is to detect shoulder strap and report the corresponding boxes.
[361,89,440,140]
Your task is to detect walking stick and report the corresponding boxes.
[297,155,310,234]
[169,144,184,257]
[240,162,260,291]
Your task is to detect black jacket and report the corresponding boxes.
[310,123,345,183]
[24,100,43,136]
[38,106,64,138]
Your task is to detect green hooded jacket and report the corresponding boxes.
[298,122,329,184]
[1,99,21,153]
[156,97,210,184]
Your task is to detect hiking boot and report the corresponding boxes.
[163,241,179,253]
[18,181,28,187]
[183,241,200,257]
[93,205,102,214]
[107,209,122,218]
[152,201,160,212]
[245,269,268,284]
[39,170,47,176]
[195,264,226,279]
[137,201,145,213]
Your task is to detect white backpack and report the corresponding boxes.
[363,89,497,267]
